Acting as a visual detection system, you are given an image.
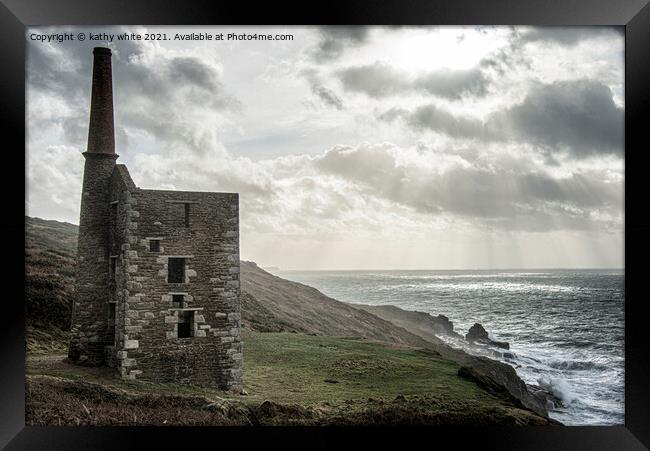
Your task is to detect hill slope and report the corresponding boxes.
[24,217,434,349]
[240,261,438,348]
[25,217,78,352]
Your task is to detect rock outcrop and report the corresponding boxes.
[528,384,564,411]
[349,304,464,341]
[466,323,510,349]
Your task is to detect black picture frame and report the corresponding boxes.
[3,0,649,449]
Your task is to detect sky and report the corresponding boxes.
[26,26,624,270]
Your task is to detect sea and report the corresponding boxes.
[279,268,624,426]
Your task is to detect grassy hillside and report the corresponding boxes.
[25,217,78,353]
[26,329,553,426]
[241,260,438,348]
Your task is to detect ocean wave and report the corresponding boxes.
[547,360,606,371]
[375,281,583,293]
[537,376,576,404]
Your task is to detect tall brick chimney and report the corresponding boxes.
[87,47,115,154]
[69,47,119,365]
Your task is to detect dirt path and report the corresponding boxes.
[27,353,119,380]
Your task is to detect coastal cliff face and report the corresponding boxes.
[240,261,439,348]
[350,304,461,341]
[25,216,552,424]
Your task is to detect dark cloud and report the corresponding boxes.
[27,28,238,154]
[380,105,488,140]
[518,26,623,46]
[167,56,219,90]
[310,26,371,62]
[314,143,622,231]
[379,79,623,158]
[415,67,488,99]
[312,85,344,110]
[337,62,404,97]
[301,69,344,110]
[479,27,621,80]
[479,28,533,77]
[337,62,490,100]
[118,53,233,110]
[27,41,86,99]
[488,80,623,157]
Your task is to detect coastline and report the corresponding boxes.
[349,303,561,421]
[281,268,624,426]
[26,218,563,425]
[350,303,562,424]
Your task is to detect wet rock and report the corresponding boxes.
[528,384,564,410]
[466,323,489,341]
[455,359,548,419]
[466,323,510,350]
[491,340,510,350]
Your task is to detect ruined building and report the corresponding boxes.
[67,47,242,391]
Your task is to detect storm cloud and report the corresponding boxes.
[380,105,488,140]
[315,143,622,231]
[310,26,371,62]
[338,62,490,99]
[379,79,623,158]
[27,31,238,156]
[518,26,624,46]
[490,80,623,157]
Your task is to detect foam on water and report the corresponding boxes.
[281,269,625,425]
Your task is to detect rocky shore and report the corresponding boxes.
[351,303,562,421]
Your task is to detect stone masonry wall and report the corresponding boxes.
[68,153,118,364]
[108,166,242,390]
[105,165,135,367]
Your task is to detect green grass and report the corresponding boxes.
[27,329,495,407]
[240,329,495,408]
[26,329,550,425]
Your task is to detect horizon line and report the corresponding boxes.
[264,266,625,272]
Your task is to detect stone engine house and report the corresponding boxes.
[68,47,242,391]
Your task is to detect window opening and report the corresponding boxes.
[168,258,185,283]
[108,303,116,345]
[178,311,193,338]
[109,256,117,281]
[149,239,160,252]
[172,294,184,308]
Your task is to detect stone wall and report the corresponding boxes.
[68,153,118,364]
[107,166,242,390]
[105,165,135,367]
